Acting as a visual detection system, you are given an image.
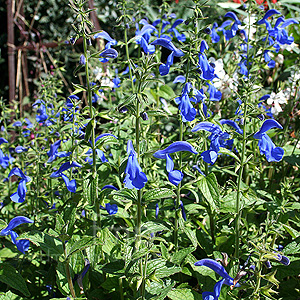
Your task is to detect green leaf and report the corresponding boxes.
[171,247,195,265]
[112,189,137,202]
[157,85,176,100]
[0,220,7,231]
[0,291,21,300]
[84,119,93,142]
[179,218,197,248]
[0,263,30,297]
[97,260,125,275]
[56,262,70,295]
[143,188,176,202]
[218,148,240,163]
[67,236,102,258]
[282,224,300,239]
[19,231,64,260]
[168,287,201,300]
[147,259,181,279]
[142,221,169,235]
[197,173,220,211]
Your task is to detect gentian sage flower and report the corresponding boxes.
[50,162,82,193]
[153,141,198,186]
[192,122,236,164]
[101,203,118,215]
[198,41,215,81]
[195,258,241,287]
[0,137,8,145]
[94,30,118,63]
[0,216,33,254]
[210,22,220,43]
[124,140,147,190]
[167,19,186,42]
[253,119,284,162]
[151,38,184,76]
[222,11,241,40]
[175,82,197,122]
[135,24,156,54]
[47,140,71,163]
[0,149,9,168]
[8,167,31,203]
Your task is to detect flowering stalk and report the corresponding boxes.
[235,1,253,259]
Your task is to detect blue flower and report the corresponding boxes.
[153,141,198,186]
[198,41,215,81]
[15,146,28,153]
[0,137,8,145]
[8,168,31,203]
[202,279,225,300]
[195,259,241,287]
[192,122,235,164]
[207,83,222,101]
[50,162,82,193]
[211,23,220,43]
[135,24,156,54]
[167,19,186,42]
[222,11,241,40]
[0,216,34,254]
[151,38,184,75]
[47,140,71,163]
[175,82,197,122]
[253,119,284,162]
[101,203,118,215]
[79,54,85,65]
[94,30,118,63]
[155,203,159,219]
[124,140,147,190]
[180,201,187,221]
[0,149,10,168]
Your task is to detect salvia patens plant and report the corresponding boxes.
[0,0,300,299]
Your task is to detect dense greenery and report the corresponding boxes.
[0,0,300,299]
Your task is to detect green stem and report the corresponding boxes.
[235,1,252,259]
[174,120,183,250]
[63,243,76,298]
[119,277,125,300]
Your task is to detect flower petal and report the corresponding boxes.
[0,216,33,236]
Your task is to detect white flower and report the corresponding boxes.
[267,91,288,116]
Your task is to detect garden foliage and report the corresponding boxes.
[1,0,300,299]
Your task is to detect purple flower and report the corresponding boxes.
[124,140,147,190]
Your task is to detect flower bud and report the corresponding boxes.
[141,112,148,121]
[79,54,86,66]
[204,27,212,34]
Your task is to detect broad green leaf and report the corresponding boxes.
[171,247,195,265]
[143,188,176,202]
[219,148,240,163]
[168,287,201,300]
[56,262,70,295]
[0,291,21,300]
[157,85,176,100]
[197,173,220,211]
[142,221,169,235]
[96,260,125,275]
[67,236,102,258]
[112,189,137,202]
[179,218,197,248]
[19,231,64,260]
[147,259,181,279]
[0,263,30,297]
